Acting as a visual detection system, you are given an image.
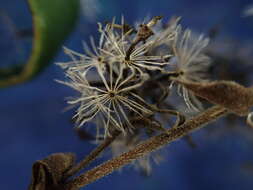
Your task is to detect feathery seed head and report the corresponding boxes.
[57,16,212,139]
[171,27,211,112]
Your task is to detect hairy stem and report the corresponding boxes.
[64,105,227,189]
[62,130,121,182]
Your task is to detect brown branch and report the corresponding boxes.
[62,130,121,182]
[64,105,228,189]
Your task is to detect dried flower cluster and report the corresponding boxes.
[57,16,212,173]
[27,14,253,190]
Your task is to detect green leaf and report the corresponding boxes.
[0,0,79,88]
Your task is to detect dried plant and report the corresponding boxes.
[28,16,253,190]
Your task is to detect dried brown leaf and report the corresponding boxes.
[28,153,76,190]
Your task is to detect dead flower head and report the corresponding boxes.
[171,27,211,111]
[57,16,213,139]
[58,62,152,138]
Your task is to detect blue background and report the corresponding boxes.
[1,0,253,189]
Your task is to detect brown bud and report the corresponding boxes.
[174,79,253,116]
[147,16,163,27]
[137,24,154,41]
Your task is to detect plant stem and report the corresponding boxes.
[62,130,121,182]
[64,105,228,189]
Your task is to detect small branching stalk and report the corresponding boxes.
[61,130,121,182]
[64,106,227,189]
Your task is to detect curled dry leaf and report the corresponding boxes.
[173,79,253,116]
[28,153,76,190]
[247,112,253,128]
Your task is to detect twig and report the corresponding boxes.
[62,130,121,182]
[64,105,227,189]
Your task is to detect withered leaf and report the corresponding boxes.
[28,153,76,190]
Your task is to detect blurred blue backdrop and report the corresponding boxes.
[1,0,253,189]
